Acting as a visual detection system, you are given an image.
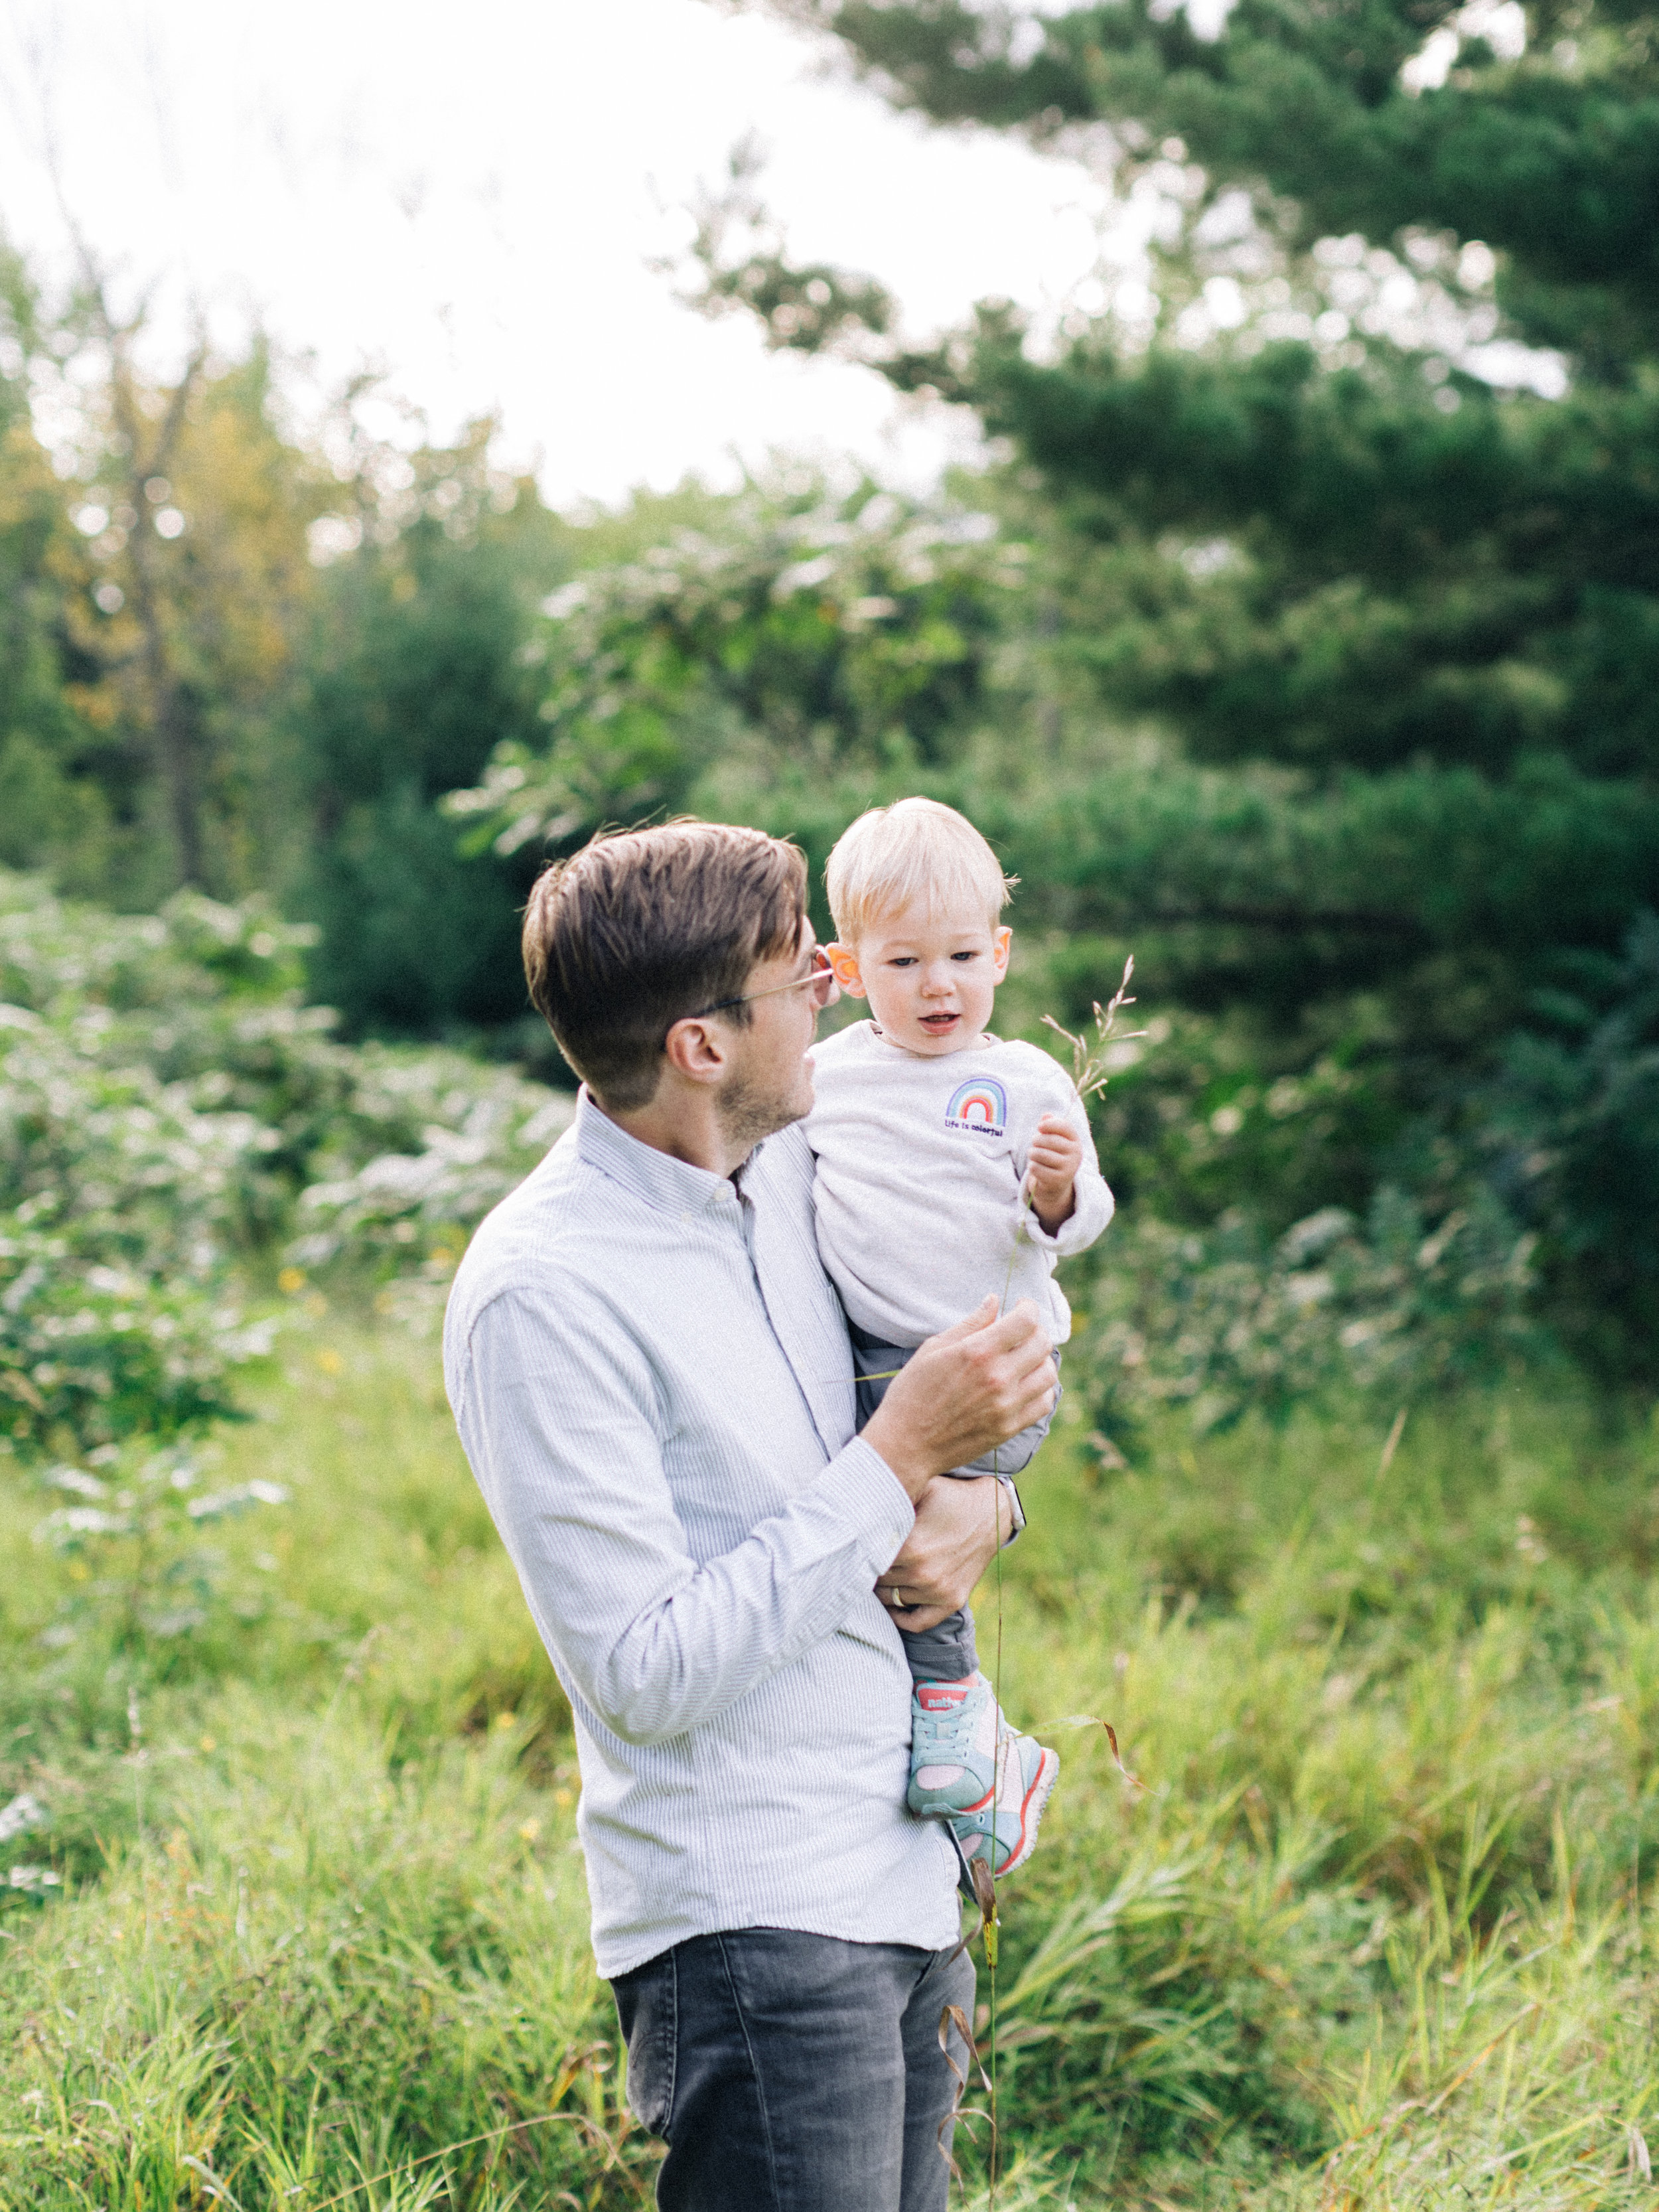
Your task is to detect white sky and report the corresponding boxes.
[0,0,1115,504]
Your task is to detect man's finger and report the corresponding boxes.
[991,1343,1056,1402]
[979,1298,1046,1356]
[924,1295,1047,1357]
[926,1293,1002,1345]
[888,1603,955,1631]
[988,1295,1043,1335]
[1003,1351,1058,1419]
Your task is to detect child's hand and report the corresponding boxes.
[1026,1114,1083,1234]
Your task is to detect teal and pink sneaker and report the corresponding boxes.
[908,1675,1059,1878]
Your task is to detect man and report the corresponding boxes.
[444,821,1056,2211]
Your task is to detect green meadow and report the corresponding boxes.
[5,1296,1658,2211]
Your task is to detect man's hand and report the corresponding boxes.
[1026,1112,1082,1235]
[876,1475,1013,1631]
[863,1295,1054,1501]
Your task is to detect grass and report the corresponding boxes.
[3,1292,1659,2208]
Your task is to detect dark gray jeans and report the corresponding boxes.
[611,1929,975,2211]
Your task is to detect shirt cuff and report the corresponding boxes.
[1023,1179,1114,1257]
[832,1434,917,1573]
[1021,1213,1068,1252]
[997,1475,1025,1544]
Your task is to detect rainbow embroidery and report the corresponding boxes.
[944,1074,1008,1137]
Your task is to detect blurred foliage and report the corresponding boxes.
[3,259,323,904]
[1482,910,1659,1363]
[35,1443,290,1657]
[446,478,1019,859]
[290,419,575,1038]
[0,869,569,1467]
[1085,1191,1541,1453]
[7,0,1659,1384]
[663,0,1659,1372]
[0,256,571,1040]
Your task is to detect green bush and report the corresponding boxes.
[35,1442,289,1657]
[1082,1187,1542,1451]
[1484,911,1659,1373]
[0,871,570,1471]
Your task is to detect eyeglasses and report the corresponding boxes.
[690,944,837,1019]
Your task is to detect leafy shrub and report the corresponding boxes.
[0,1003,280,1458]
[447,479,1021,858]
[0,1221,271,1459]
[0,871,571,1463]
[287,1054,569,1274]
[35,1444,289,1655]
[0,876,559,1209]
[1484,910,1659,1372]
[1076,1006,1398,1236]
[1086,1187,1540,1448]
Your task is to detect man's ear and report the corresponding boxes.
[828,942,867,999]
[661,1014,731,1086]
[992,926,1013,980]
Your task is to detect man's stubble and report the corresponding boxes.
[715,1055,814,1162]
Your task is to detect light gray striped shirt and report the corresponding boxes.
[443,1090,961,1976]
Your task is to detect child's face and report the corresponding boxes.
[830,898,1011,1056]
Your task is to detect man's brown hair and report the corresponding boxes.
[522,822,808,1108]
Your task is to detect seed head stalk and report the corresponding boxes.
[989,1459,1003,2206]
[978,956,1140,2205]
[1040,956,1141,1104]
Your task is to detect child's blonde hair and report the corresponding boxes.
[826,797,1015,943]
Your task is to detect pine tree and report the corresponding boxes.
[707,0,1657,782]
[685,0,1659,1358]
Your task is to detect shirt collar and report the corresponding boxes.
[573,1087,747,1217]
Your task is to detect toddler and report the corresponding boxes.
[806,798,1114,1880]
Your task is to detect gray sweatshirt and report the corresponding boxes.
[805,1020,1114,1349]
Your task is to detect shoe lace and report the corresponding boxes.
[920,1694,982,1759]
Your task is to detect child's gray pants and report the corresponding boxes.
[849,1325,1055,1684]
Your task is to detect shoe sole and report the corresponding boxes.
[914,1753,1027,1822]
[910,1779,993,1815]
[989,1746,1060,1878]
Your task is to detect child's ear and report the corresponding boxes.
[992,926,1012,980]
[828,942,867,998]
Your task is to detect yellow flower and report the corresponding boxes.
[276,1266,307,1295]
